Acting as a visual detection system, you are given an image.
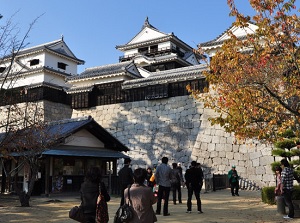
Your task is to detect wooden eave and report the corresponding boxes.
[0,66,72,81]
[67,72,139,84]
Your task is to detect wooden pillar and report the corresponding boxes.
[44,157,50,196]
[1,160,6,193]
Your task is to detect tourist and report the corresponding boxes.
[280,159,294,219]
[228,165,239,196]
[185,161,203,214]
[177,162,185,187]
[155,157,172,216]
[196,163,204,190]
[124,168,157,223]
[274,166,282,196]
[146,167,155,189]
[170,163,182,204]
[118,158,134,206]
[80,167,110,223]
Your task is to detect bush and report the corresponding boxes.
[261,185,300,205]
[292,186,300,200]
[261,186,276,205]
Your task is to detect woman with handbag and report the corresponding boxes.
[124,168,157,223]
[80,167,110,223]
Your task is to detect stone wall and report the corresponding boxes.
[0,97,276,187]
[69,95,276,188]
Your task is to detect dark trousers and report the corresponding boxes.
[230,181,239,195]
[283,189,294,218]
[187,186,202,212]
[156,185,170,215]
[171,183,182,203]
[120,184,128,206]
[83,212,96,223]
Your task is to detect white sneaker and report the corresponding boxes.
[186,211,191,213]
[283,215,293,219]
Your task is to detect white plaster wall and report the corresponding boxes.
[65,129,104,147]
[44,53,78,75]
[124,49,138,57]
[129,27,166,44]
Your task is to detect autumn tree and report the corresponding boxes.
[0,13,53,206]
[189,0,300,143]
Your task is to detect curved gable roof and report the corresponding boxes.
[126,17,168,45]
[198,22,258,48]
[67,61,141,81]
[7,38,85,65]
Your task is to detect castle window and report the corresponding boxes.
[138,47,148,54]
[0,67,6,73]
[29,59,39,66]
[58,62,68,70]
[150,45,158,53]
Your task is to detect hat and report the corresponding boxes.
[232,165,236,168]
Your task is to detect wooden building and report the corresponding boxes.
[0,116,129,195]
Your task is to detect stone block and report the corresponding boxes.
[250,151,262,160]
[212,136,221,144]
[259,156,274,166]
[256,166,266,175]
[252,158,260,167]
[219,151,226,158]
[210,151,219,158]
[207,143,216,152]
[225,152,234,160]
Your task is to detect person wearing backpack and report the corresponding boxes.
[124,168,157,223]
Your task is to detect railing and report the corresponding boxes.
[119,46,184,62]
[212,174,230,191]
[239,177,261,190]
[204,174,261,192]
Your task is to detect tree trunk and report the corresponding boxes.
[16,160,38,207]
[19,191,30,207]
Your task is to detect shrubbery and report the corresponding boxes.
[262,186,300,205]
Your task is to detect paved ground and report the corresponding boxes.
[0,188,298,223]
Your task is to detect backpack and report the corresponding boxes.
[114,186,134,223]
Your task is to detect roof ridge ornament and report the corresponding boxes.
[141,16,157,30]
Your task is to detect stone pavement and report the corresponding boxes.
[0,188,297,223]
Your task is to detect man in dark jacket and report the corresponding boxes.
[185,161,203,214]
[118,158,134,206]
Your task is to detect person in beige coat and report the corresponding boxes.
[124,168,157,223]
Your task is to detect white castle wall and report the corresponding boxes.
[69,95,276,188]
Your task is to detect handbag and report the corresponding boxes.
[69,205,84,222]
[96,182,109,223]
[114,186,134,223]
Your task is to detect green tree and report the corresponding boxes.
[271,129,300,180]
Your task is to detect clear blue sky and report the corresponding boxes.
[1,0,257,73]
